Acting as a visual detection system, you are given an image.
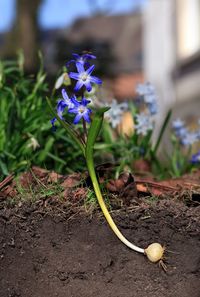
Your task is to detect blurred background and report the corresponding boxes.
[0,0,200,127]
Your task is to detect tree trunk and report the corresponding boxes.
[2,0,41,72]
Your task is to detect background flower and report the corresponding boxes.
[136,82,158,115]
[135,113,153,136]
[190,150,200,164]
[104,99,128,128]
[67,53,96,68]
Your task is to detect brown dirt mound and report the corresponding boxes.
[0,199,200,297]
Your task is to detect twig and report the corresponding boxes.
[0,175,14,190]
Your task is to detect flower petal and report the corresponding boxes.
[90,76,102,85]
[74,80,84,92]
[83,112,91,123]
[82,97,91,106]
[55,74,65,89]
[76,62,85,73]
[50,118,57,131]
[57,100,67,118]
[72,53,80,59]
[73,113,82,124]
[84,81,92,92]
[69,72,80,80]
[83,54,96,60]
[86,65,95,75]
[62,89,69,101]
[66,59,76,67]
[68,107,77,114]
[70,96,79,106]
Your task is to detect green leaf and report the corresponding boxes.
[153,109,172,154]
[47,152,66,164]
[86,107,110,158]
[0,159,9,176]
[38,137,55,162]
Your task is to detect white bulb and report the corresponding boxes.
[145,243,165,263]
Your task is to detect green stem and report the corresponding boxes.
[86,155,144,253]
[82,118,87,143]
[86,108,144,253]
[153,109,172,155]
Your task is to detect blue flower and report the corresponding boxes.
[69,62,102,92]
[50,117,57,131]
[135,113,153,136]
[172,118,185,130]
[67,53,96,67]
[172,118,189,139]
[50,89,75,129]
[172,118,199,146]
[136,82,158,115]
[147,101,158,115]
[68,97,92,124]
[180,131,198,147]
[105,99,128,128]
[56,89,75,119]
[190,150,200,164]
[136,82,155,96]
[196,127,200,140]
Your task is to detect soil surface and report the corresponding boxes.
[0,197,200,297]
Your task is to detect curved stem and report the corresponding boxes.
[86,153,144,254]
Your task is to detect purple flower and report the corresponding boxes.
[50,117,57,131]
[68,97,92,124]
[50,89,75,129]
[56,89,75,119]
[190,150,200,164]
[69,62,102,92]
[67,53,96,67]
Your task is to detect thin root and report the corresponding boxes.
[159,259,167,272]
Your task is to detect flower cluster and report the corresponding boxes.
[104,99,129,128]
[172,118,200,165]
[134,82,158,136]
[134,112,153,136]
[51,53,102,129]
[190,150,200,164]
[136,82,158,116]
[172,118,199,147]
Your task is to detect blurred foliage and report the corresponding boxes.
[0,53,85,181]
[94,106,198,180]
[94,106,171,179]
[0,53,198,182]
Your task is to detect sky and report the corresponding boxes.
[0,0,147,33]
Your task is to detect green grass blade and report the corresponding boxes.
[153,109,172,154]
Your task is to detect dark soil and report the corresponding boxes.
[0,198,200,297]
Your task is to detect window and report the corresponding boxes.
[176,0,200,60]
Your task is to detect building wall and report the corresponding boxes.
[143,0,176,137]
[143,0,200,137]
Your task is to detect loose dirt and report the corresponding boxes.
[0,198,200,297]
